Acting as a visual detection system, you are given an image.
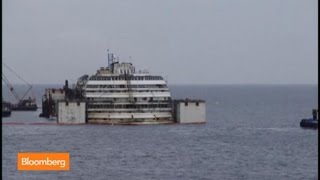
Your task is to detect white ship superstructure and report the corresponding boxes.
[82,52,173,124]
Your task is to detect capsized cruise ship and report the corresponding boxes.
[83,53,173,124]
[40,51,206,124]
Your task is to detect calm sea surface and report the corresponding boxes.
[2,85,318,180]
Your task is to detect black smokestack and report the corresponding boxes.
[65,80,68,89]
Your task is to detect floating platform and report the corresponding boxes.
[54,99,206,124]
[173,99,206,124]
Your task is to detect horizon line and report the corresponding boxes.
[2,83,318,86]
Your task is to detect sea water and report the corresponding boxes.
[2,85,318,179]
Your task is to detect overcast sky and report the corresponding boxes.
[2,0,318,85]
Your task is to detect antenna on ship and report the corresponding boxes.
[107,49,114,68]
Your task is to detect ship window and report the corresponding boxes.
[196,102,199,106]
[185,102,188,106]
[66,102,69,106]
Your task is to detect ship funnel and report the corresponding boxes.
[65,80,68,89]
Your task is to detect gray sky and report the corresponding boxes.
[2,0,318,85]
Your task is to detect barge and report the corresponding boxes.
[11,98,38,111]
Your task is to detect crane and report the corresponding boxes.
[2,63,37,110]
[2,73,21,101]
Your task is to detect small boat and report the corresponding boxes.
[300,109,318,129]
[2,101,12,117]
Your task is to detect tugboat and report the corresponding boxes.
[300,109,318,129]
[2,100,12,117]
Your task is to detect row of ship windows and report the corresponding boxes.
[86,90,168,93]
[86,84,167,89]
[88,104,171,109]
[87,97,170,102]
[89,76,163,81]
